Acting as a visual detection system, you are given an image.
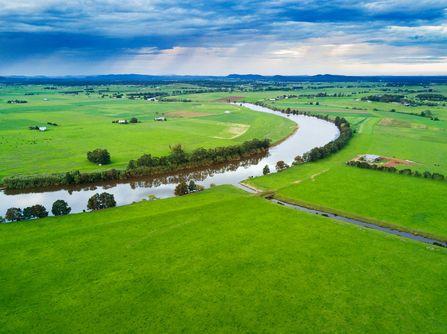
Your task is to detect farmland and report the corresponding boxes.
[1,186,446,333]
[1,79,447,333]
[239,83,447,240]
[0,84,295,181]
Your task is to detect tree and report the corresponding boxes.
[52,200,71,216]
[263,165,270,175]
[276,160,289,171]
[0,216,4,223]
[5,208,23,222]
[130,117,138,123]
[23,205,48,219]
[293,155,304,165]
[87,148,111,165]
[87,192,116,210]
[174,180,189,196]
[188,180,197,192]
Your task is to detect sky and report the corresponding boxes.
[0,0,446,76]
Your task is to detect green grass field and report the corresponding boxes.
[1,186,446,333]
[240,86,447,240]
[0,85,295,181]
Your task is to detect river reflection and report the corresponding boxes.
[0,103,339,216]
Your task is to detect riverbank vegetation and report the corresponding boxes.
[2,139,270,190]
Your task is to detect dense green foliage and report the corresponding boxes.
[51,200,71,216]
[87,192,116,211]
[1,186,445,332]
[22,204,48,220]
[87,148,111,165]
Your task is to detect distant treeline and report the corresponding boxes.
[2,139,270,190]
[361,94,405,103]
[415,93,447,101]
[347,160,445,181]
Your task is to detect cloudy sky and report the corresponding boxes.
[0,0,446,75]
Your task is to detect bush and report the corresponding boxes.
[5,208,23,222]
[23,205,48,219]
[87,192,116,210]
[174,180,189,196]
[263,165,270,175]
[52,200,71,216]
[87,148,111,165]
[276,161,289,171]
[130,117,138,123]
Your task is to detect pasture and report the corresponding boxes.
[239,84,447,240]
[1,186,446,333]
[0,85,295,181]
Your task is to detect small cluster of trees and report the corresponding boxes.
[3,139,270,190]
[87,148,111,165]
[127,139,270,173]
[5,205,48,222]
[174,180,204,196]
[7,99,27,104]
[2,200,71,223]
[347,160,446,181]
[361,94,405,103]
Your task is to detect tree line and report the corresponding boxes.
[3,139,270,190]
[1,192,117,223]
[347,160,446,181]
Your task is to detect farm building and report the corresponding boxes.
[38,127,47,132]
[147,97,157,102]
[118,120,128,124]
[360,154,381,163]
[154,116,166,121]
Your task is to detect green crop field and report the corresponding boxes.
[1,186,446,333]
[0,85,295,181]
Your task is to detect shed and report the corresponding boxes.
[38,127,47,132]
[154,116,166,121]
[361,154,381,163]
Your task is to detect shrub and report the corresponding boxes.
[52,200,71,216]
[263,165,270,175]
[130,117,138,123]
[23,205,48,219]
[87,192,116,210]
[87,149,111,165]
[5,208,23,222]
[174,180,189,196]
[276,161,289,171]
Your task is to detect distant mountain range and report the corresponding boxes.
[1,74,447,84]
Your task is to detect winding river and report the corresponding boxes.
[0,103,339,216]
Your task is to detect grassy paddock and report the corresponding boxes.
[1,186,446,333]
[0,86,295,181]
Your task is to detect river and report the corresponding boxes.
[0,103,339,216]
